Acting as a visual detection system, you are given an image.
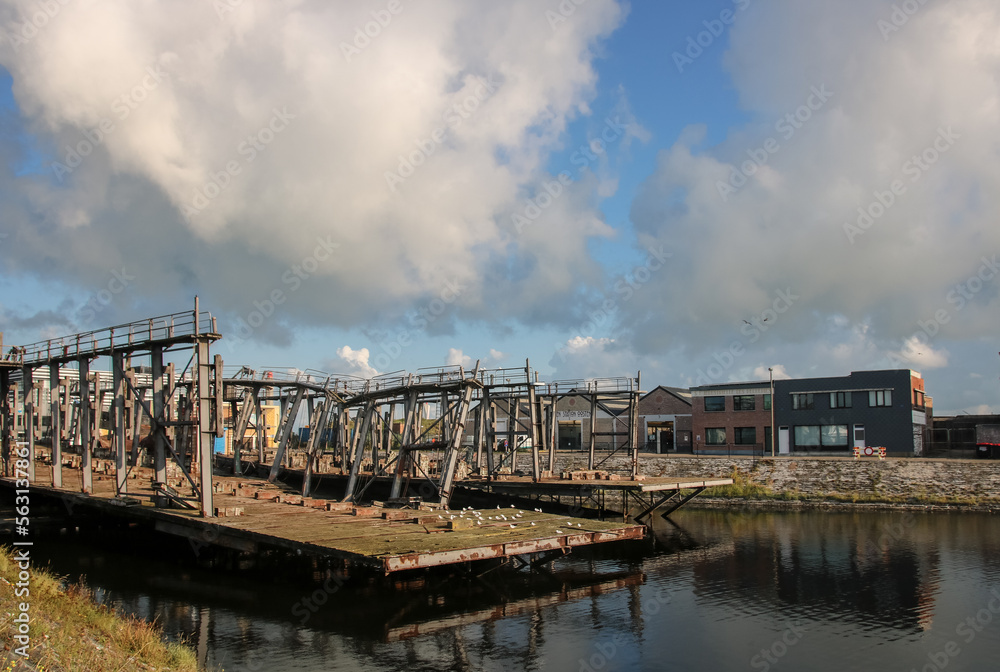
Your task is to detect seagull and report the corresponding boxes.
[530,522,536,526]
[477,521,482,525]
[509,524,516,528]
[438,515,443,519]
[534,508,542,512]
[556,529,563,533]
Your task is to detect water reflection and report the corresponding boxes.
[17,508,1000,672]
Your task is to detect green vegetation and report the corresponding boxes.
[0,546,198,672]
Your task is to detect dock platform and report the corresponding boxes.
[458,475,735,522]
[3,468,646,574]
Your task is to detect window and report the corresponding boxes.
[704,396,725,412]
[705,427,727,445]
[821,425,848,447]
[830,391,852,409]
[792,393,814,410]
[914,389,925,409]
[794,425,820,446]
[734,427,757,445]
[763,394,771,411]
[869,390,892,407]
[734,395,756,411]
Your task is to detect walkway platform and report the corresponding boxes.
[458,475,735,522]
[3,467,646,574]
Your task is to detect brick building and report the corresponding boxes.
[638,385,692,453]
[690,381,772,455]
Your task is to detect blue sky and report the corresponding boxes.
[0,0,998,414]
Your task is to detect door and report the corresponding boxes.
[854,424,866,450]
[778,426,790,454]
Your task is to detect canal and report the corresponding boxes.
[17,508,1000,671]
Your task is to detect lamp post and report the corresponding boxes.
[769,367,775,457]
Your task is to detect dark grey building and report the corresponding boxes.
[774,369,930,456]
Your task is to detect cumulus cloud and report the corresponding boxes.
[0,0,624,340]
[445,347,472,367]
[752,364,791,380]
[336,345,378,378]
[622,0,1000,367]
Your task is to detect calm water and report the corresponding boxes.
[24,509,1000,672]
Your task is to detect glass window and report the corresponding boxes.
[734,395,756,411]
[763,394,771,411]
[830,391,852,409]
[794,425,820,446]
[734,427,757,444]
[704,396,725,412]
[914,390,925,408]
[792,393,814,410]
[705,427,726,445]
[869,390,892,407]
[821,425,848,446]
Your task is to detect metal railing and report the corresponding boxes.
[18,308,218,364]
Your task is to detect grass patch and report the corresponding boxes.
[0,546,198,672]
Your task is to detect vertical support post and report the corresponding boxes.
[438,363,480,510]
[390,391,419,499]
[113,351,128,494]
[588,393,597,471]
[196,339,215,517]
[78,358,92,493]
[268,387,304,482]
[0,369,11,477]
[20,366,34,482]
[631,372,641,480]
[49,366,62,486]
[130,375,144,467]
[527,365,541,481]
[344,402,375,501]
[484,391,495,478]
[255,392,266,462]
[151,346,167,504]
[547,396,557,473]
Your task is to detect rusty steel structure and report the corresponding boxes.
[3,304,644,514]
[1,299,224,517]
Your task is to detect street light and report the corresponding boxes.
[769,367,775,457]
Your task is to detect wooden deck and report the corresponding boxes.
[4,464,647,574]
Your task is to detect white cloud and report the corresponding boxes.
[752,364,791,380]
[888,336,949,370]
[624,0,1000,362]
[0,0,625,342]
[488,348,508,363]
[336,345,378,378]
[445,347,472,367]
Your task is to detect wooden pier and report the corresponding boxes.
[4,465,646,574]
[459,474,735,523]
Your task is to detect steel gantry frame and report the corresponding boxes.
[1,299,224,517]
